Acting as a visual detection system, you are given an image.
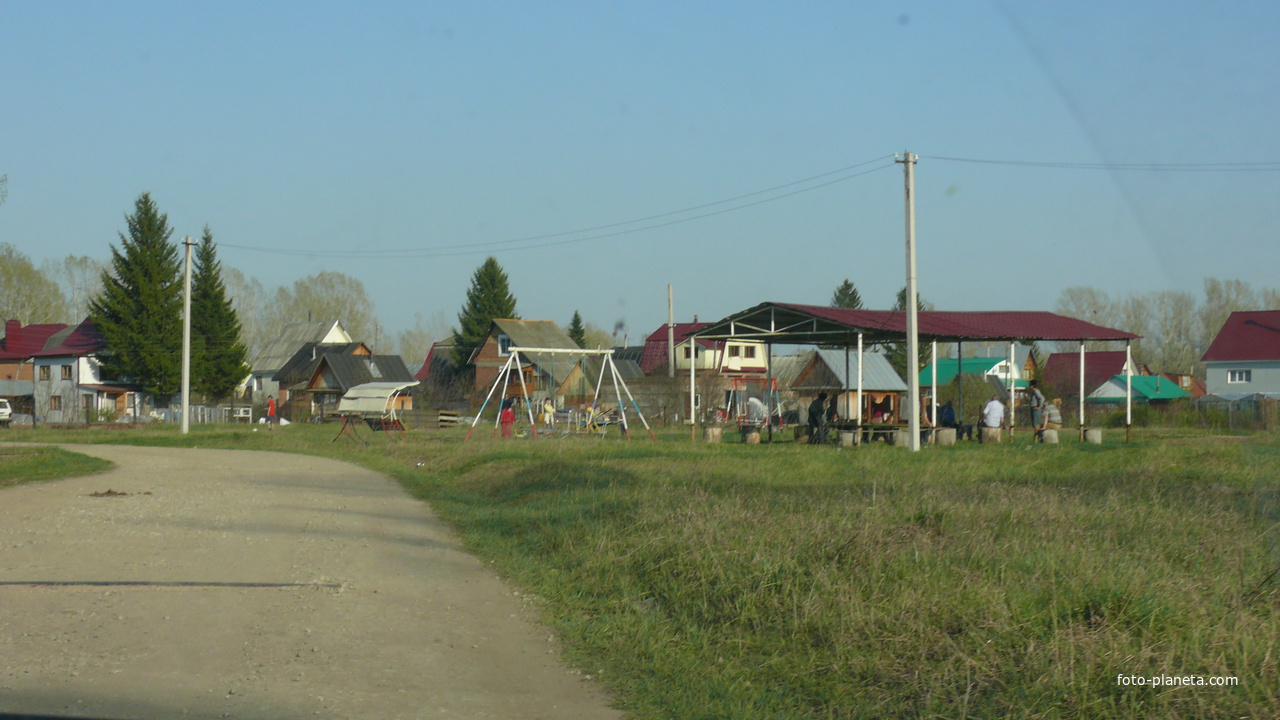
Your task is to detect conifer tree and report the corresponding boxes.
[452,257,518,366]
[191,226,249,400]
[830,279,863,309]
[568,310,586,348]
[884,286,933,381]
[89,193,182,397]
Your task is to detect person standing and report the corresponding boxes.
[1027,380,1047,431]
[807,392,828,445]
[266,395,277,431]
[543,398,556,429]
[499,400,516,439]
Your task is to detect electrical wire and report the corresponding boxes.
[924,155,1280,171]
[218,156,897,259]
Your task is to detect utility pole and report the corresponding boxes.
[667,284,675,378]
[897,152,921,452]
[181,236,194,435]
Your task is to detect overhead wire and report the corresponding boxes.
[218,156,897,260]
[924,155,1280,171]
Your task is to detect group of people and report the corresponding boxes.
[497,397,560,438]
[978,380,1063,440]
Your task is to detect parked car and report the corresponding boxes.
[0,398,11,428]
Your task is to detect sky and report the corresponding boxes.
[3,1,1278,351]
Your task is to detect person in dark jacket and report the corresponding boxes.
[808,392,828,445]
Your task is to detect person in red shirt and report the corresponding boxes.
[499,401,515,438]
[267,395,277,431]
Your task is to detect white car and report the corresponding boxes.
[0,398,11,428]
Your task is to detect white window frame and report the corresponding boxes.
[1227,369,1252,384]
[498,334,512,356]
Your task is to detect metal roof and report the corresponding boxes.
[695,302,1140,345]
[491,319,583,388]
[1089,375,1191,402]
[252,320,348,374]
[1201,311,1280,362]
[793,349,907,392]
[30,319,107,358]
[337,381,419,414]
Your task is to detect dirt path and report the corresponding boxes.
[0,444,622,720]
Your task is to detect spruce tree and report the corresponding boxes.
[191,226,249,400]
[831,279,863,309]
[568,310,586,348]
[884,286,933,381]
[452,257,518,366]
[89,193,182,397]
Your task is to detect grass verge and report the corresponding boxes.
[4,423,1279,718]
[0,445,114,488]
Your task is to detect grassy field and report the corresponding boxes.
[0,445,113,488]
[3,423,1278,718]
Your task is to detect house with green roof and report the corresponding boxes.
[919,345,1037,389]
[1087,374,1191,405]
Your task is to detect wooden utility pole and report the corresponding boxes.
[897,152,921,452]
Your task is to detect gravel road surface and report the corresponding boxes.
[0,444,622,720]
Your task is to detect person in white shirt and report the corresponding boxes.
[981,395,1004,429]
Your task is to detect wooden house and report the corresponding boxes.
[792,349,907,423]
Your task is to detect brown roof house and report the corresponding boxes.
[470,319,581,401]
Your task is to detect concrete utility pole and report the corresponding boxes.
[181,236,194,435]
[897,152,921,452]
[667,284,675,378]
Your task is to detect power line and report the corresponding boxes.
[219,156,897,260]
[924,155,1280,171]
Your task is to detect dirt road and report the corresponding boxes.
[0,444,622,720]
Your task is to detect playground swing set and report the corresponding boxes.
[464,346,656,442]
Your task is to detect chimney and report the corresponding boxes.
[3,320,19,351]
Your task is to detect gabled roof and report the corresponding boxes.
[1089,374,1191,402]
[273,342,367,384]
[768,351,813,389]
[252,320,349,374]
[640,322,725,374]
[793,349,907,392]
[1042,351,1136,394]
[696,302,1140,345]
[485,319,582,388]
[309,353,414,392]
[0,321,69,359]
[31,319,107,358]
[1201,311,1280,362]
[918,357,1001,385]
[414,340,457,381]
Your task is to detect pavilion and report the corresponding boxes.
[691,302,1141,445]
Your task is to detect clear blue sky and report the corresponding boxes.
[3,1,1278,345]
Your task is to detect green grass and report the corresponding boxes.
[4,422,1279,718]
[0,445,114,488]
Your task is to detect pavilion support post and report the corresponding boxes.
[1126,339,1133,443]
[930,340,938,444]
[844,346,852,423]
[957,340,964,426]
[1008,341,1016,442]
[1079,342,1086,442]
[689,339,697,442]
[856,333,864,437]
[766,342,774,443]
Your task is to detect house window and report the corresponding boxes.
[744,346,756,359]
[1228,369,1252,384]
[498,334,512,356]
[50,396,62,411]
[684,346,699,359]
[39,365,50,381]
[82,395,93,410]
[61,364,72,380]
[728,346,740,358]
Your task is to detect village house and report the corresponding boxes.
[470,319,582,401]
[248,319,351,404]
[29,319,138,423]
[1041,350,1149,400]
[1201,310,1280,398]
[793,349,908,423]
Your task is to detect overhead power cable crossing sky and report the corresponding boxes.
[218,153,1280,260]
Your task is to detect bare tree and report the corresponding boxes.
[1054,286,1119,352]
[223,267,272,361]
[1264,288,1280,310]
[0,243,67,323]
[41,255,104,322]
[265,271,377,343]
[1199,278,1259,354]
[396,310,451,372]
[1148,290,1199,374]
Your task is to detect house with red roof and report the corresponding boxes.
[1,320,71,418]
[1040,350,1148,400]
[639,320,766,377]
[1201,310,1280,398]
[29,318,138,423]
